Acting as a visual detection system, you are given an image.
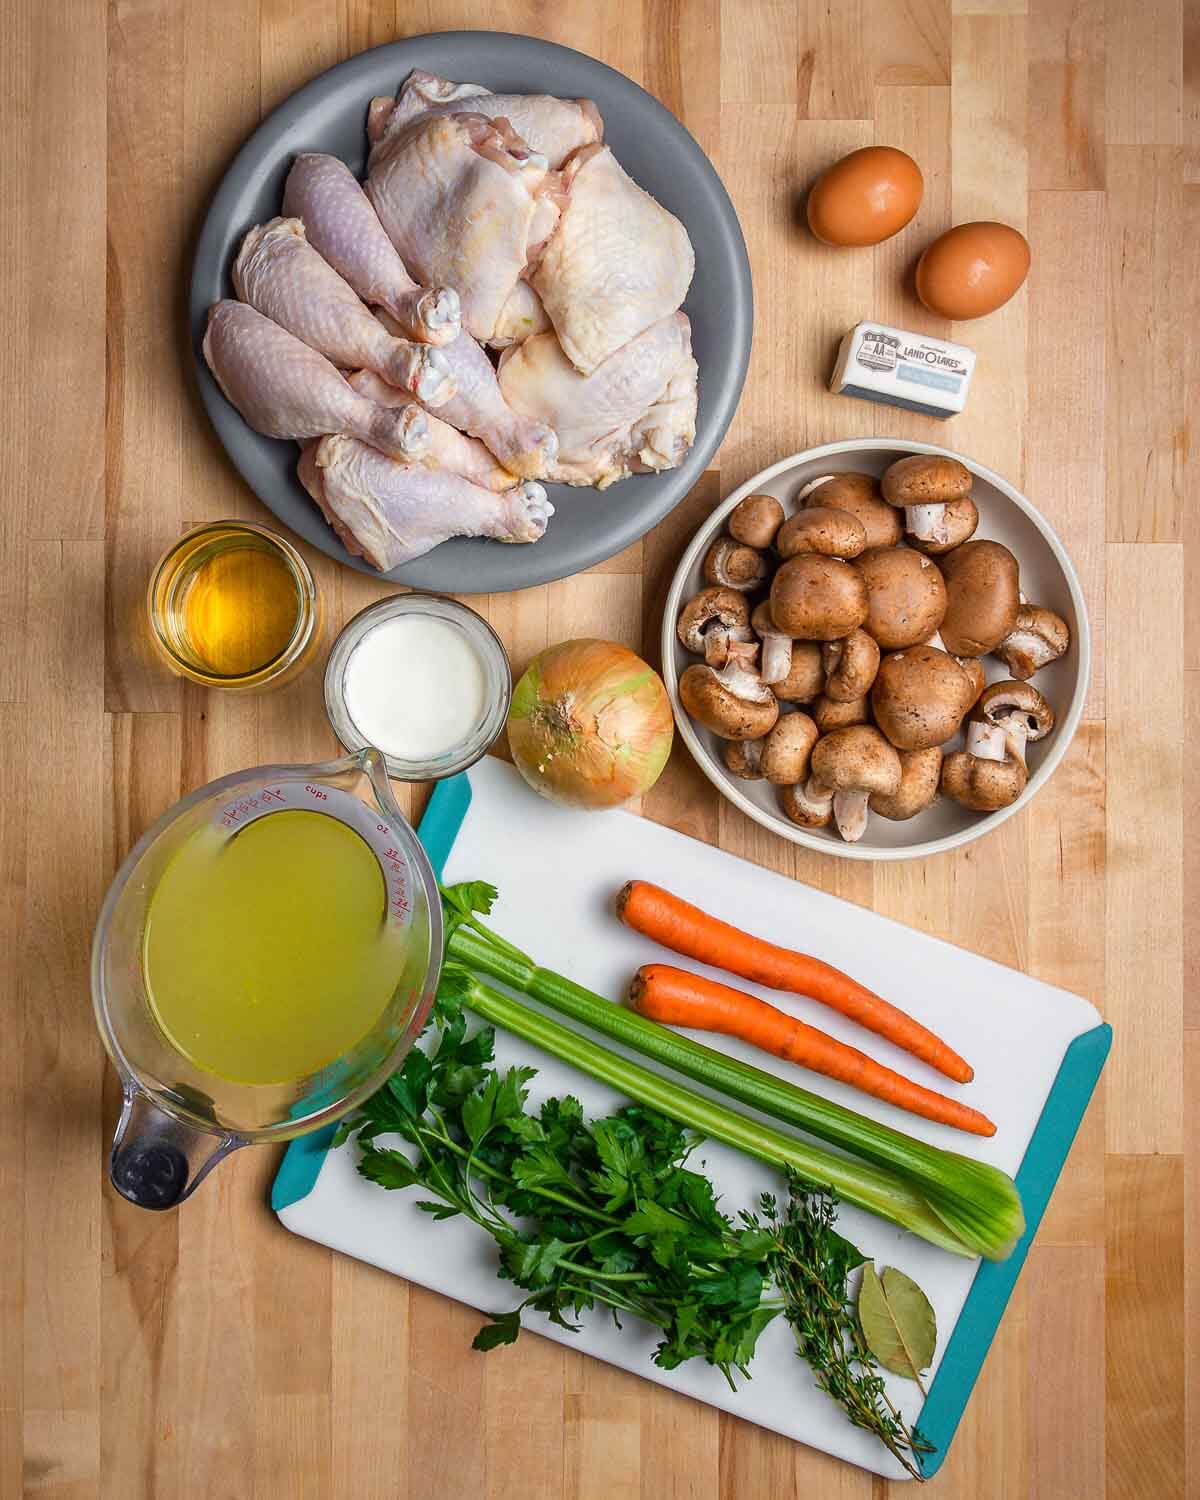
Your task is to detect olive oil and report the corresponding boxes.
[143,809,405,1085]
[147,521,320,689]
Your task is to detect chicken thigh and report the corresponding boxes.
[489,280,552,348]
[297,435,553,571]
[203,301,429,461]
[369,69,602,170]
[282,154,461,345]
[233,218,454,405]
[376,310,558,480]
[366,112,561,343]
[347,369,516,493]
[532,145,694,375]
[498,312,697,488]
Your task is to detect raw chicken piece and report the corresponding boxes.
[376,310,558,480]
[347,369,516,493]
[498,312,697,488]
[369,69,602,170]
[233,218,455,406]
[283,154,461,345]
[203,301,429,461]
[297,436,553,570]
[533,145,694,375]
[366,113,561,343]
[489,281,552,348]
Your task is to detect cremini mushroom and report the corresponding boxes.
[776,506,867,561]
[870,645,977,750]
[771,555,869,641]
[822,628,880,702]
[809,725,901,842]
[751,601,798,685]
[723,738,766,779]
[956,654,987,710]
[941,720,1028,811]
[994,604,1070,679]
[939,540,1020,656]
[770,642,826,703]
[728,493,786,549]
[881,454,974,550]
[780,779,834,829]
[677,586,752,666]
[869,747,943,820]
[702,535,769,592]
[761,712,820,786]
[813,693,870,733]
[855,546,948,650]
[907,497,979,556]
[975,680,1054,768]
[679,640,780,741]
[798,472,903,549]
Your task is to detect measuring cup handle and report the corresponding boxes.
[109,1084,242,1210]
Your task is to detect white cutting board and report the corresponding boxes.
[275,756,1106,1481]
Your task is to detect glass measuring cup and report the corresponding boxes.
[92,749,442,1210]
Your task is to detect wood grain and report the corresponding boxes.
[4,2,1191,1497]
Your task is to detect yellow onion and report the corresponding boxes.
[507,639,674,809]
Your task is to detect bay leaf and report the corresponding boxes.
[858,1263,936,1383]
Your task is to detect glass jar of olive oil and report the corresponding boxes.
[147,520,322,690]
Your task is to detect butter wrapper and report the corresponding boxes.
[830,321,975,419]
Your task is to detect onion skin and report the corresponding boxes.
[507,639,675,809]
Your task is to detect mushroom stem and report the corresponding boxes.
[966,720,1006,761]
[997,715,1032,768]
[715,642,775,704]
[796,473,838,502]
[801,776,836,814]
[905,502,949,543]
[832,788,870,842]
[760,633,794,684]
[924,629,947,652]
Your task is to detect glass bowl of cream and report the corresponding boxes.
[324,595,512,781]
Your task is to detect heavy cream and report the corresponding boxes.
[342,613,487,762]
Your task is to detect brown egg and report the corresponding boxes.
[806,147,924,248]
[915,221,1031,319]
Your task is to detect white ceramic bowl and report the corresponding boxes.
[661,439,1091,860]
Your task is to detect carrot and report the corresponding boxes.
[631,965,995,1137]
[617,879,973,1084]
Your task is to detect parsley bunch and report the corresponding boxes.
[338,1009,780,1387]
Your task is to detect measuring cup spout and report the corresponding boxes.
[109,1083,243,1210]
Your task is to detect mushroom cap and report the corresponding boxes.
[776,506,867,560]
[801,472,903,549]
[677,586,751,654]
[762,711,820,785]
[751,599,791,640]
[822,628,881,702]
[908,496,979,556]
[994,604,1070,678]
[977,680,1055,739]
[780,780,834,828]
[869,746,943,820]
[941,748,1028,811]
[723,738,766,779]
[680,661,780,741]
[770,555,869,641]
[770,641,826,702]
[939,540,1020,656]
[729,493,786,549]
[813,693,870,733]
[811,725,902,796]
[871,644,977,750]
[956,654,987,710]
[702,535,769,592]
[881,454,972,505]
[855,546,948,650]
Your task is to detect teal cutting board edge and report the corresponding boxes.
[271,768,1111,1479]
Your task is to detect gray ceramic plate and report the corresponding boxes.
[190,31,752,593]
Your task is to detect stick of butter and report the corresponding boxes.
[829,321,975,418]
